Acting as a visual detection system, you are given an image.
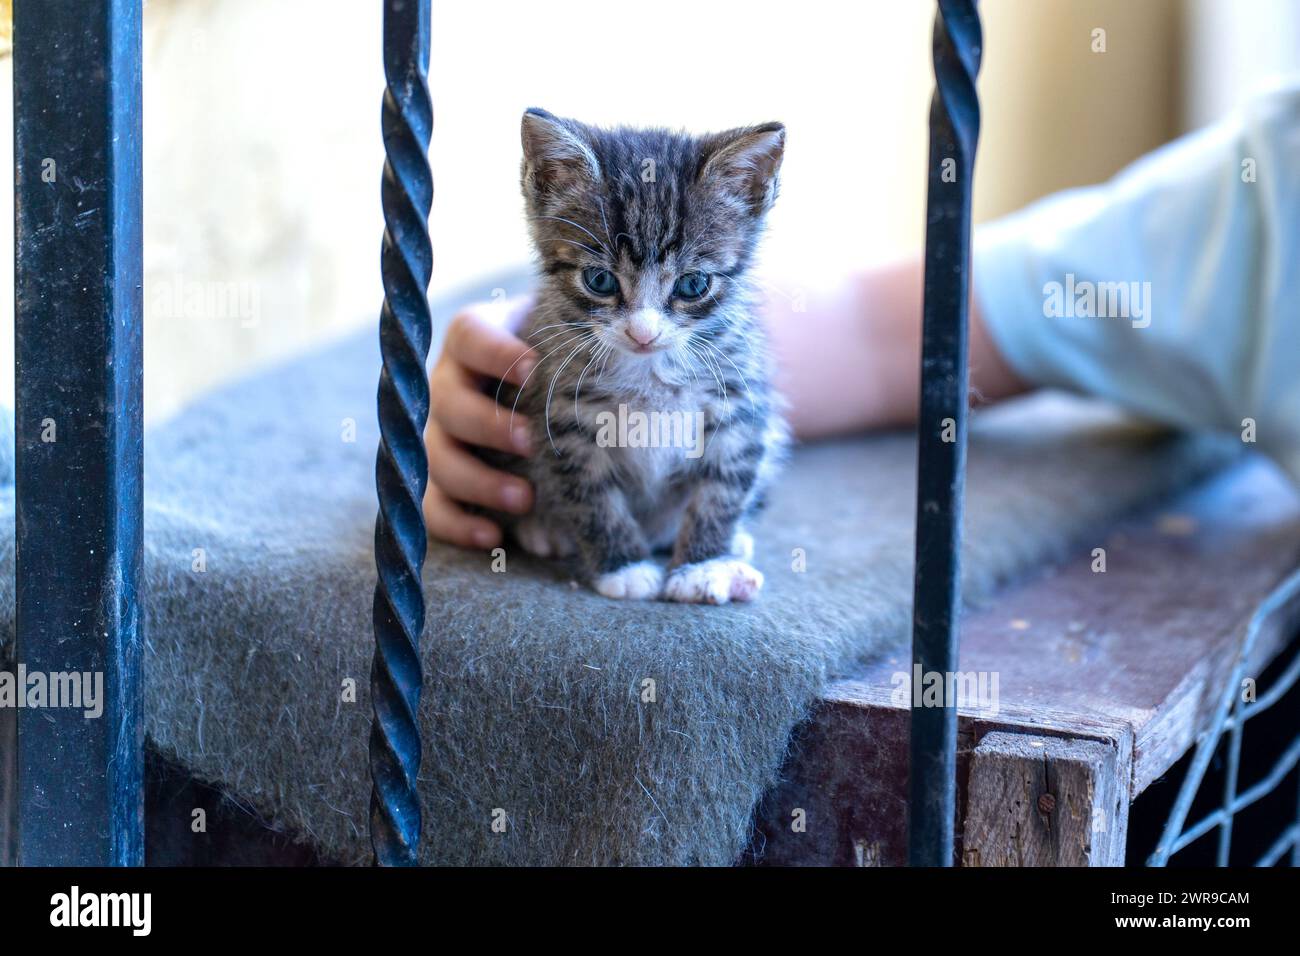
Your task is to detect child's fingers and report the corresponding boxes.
[423,484,502,550]
[445,306,536,387]
[431,376,533,457]
[425,427,534,515]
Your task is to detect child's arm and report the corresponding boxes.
[425,83,1300,547]
[968,85,1300,486]
[422,294,538,548]
[764,254,1029,440]
[423,259,1029,546]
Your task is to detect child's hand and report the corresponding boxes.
[424,294,537,548]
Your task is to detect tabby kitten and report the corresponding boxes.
[485,108,788,604]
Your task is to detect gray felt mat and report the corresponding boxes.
[0,276,1237,865]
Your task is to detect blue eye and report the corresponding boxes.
[582,268,619,297]
[674,272,710,300]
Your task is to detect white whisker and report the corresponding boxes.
[701,339,758,408]
[496,325,590,413]
[597,198,616,255]
[572,341,608,422]
[548,236,606,258]
[595,341,615,383]
[530,215,612,257]
[508,330,589,431]
[544,333,599,455]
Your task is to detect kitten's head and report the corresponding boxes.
[520,108,784,368]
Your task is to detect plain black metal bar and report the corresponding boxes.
[369,0,434,867]
[908,0,982,867]
[13,0,144,866]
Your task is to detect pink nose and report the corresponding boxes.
[625,326,660,346]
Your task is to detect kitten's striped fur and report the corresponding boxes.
[484,109,788,604]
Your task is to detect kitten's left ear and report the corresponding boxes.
[521,108,601,204]
[698,122,786,215]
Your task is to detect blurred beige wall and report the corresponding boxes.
[976,0,1181,221]
[0,0,1290,423]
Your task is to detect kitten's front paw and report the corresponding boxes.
[730,528,754,561]
[664,559,764,605]
[514,517,576,559]
[594,560,664,600]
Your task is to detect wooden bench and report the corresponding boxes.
[750,455,1300,866]
[5,0,1294,869]
[9,451,1284,867]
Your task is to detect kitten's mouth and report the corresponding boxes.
[615,338,670,357]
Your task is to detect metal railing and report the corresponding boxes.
[909,0,982,867]
[7,0,1296,870]
[359,0,992,870]
[12,0,144,867]
[369,0,435,870]
[1149,570,1300,866]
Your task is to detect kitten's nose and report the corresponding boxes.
[625,309,662,347]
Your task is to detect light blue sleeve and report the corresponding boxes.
[974,84,1300,485]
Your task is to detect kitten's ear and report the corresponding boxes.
[698,122,786,215]
[521,108,601,202]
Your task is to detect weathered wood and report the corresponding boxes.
[144,752,330,866]
[752,454,1300,865]
[750,704,976,867]
[961,731,1127,867]
[838,454,1300,797]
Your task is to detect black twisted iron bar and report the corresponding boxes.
[909,0,982,867]
[369,0,434,867]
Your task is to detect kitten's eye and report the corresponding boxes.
[582,268,619,297]
[673,272,710,300]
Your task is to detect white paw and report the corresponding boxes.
[730,528,754,561]
[594,560,664,600]
[514,518,576,558]
[664,559,764,605]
